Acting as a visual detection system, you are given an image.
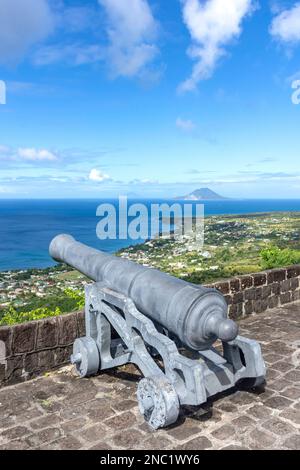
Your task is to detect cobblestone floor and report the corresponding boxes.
[0,302,300,450]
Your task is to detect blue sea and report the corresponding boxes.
[1,198,300,272]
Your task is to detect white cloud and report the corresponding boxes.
[0,0,55,65]
[18,148,58,162]
[0,145,10,154]
[179,0,254,92]
[98,0,159,78]
[0,186,13,194]
[130,178,159,184]
[176,117,196,132]
[89,168,110,182]
[0,145,59,163]
[33,44,104,66]
[270,3,300,43]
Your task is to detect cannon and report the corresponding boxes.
[50,234,266,429]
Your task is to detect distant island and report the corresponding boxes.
[177,188,227,200]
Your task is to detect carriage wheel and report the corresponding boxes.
[71,337,100,378]
[137,376,179,429]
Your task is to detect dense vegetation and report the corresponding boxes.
[0,288,84,326]
[260,246,300,270]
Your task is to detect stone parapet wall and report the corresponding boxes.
[1,265,300,387]
[210,265,300,319]
[0,311,85,387]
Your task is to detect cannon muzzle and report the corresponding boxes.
[50,234,238,350]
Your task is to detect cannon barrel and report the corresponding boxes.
[50,234,238,351]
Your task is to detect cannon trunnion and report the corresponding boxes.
[50,234,266,430]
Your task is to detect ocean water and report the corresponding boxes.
[0,198,300,272]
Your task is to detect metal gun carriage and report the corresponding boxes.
[50,234,266,429]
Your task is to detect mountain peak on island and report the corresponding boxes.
[177,188,227,200]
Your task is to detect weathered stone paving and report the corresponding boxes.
[0,302,299,450]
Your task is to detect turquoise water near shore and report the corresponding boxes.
[0,198,300,271]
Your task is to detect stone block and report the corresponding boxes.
[262,285,272,299]
[280,292,291,304]
[261,298,269,311]
[253,300,263,313]
[245,288,256,301]
[280,279,291,293]
[1,425,31,441]
[286,265,300,279]
[38,350,55,370]
[255,287,263,299]
[167,422,204,442]
[105,411,137,430]
[244,300,254,315]
[12,322,37,354]
[215,281,230,295]
[230,278,240,293]
[37,318,58,350]
[229,303,243,319]
[240,275,253,290]
[58,314,77,345]
[268,296,279,309]
[55,346,72,365]
[232,292,244,304]
[272,269,286,282]
[291,290,300,301]
[249,429,274,449]
[254,298,268,312]
[267,270,275,284]
[77,311,86,337]
[5,356,24,384]
[25,428,62,448]
[24,352,39,374]
[283,435,300,450]
[290,278,299,290]
[0,326,12,357]
[180,436,213,451]
[253,273,267,287]
[0,363,5,382]
[271,283,280,295]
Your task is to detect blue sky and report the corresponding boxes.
[0,0,300,199]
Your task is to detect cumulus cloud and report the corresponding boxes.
[270,3,300,43]
[179,0,254,92]
[0,145,59,163]
[89,168,110,182]
[30,1,160,77]
[0,0,55,65]
[17,148,58,162]
[98,0,159,78]
[176,117,196,132]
